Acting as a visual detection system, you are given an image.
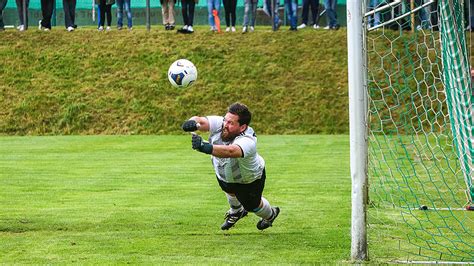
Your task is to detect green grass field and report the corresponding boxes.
[0,135,352,264]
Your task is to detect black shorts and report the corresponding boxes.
[217,168,266,212]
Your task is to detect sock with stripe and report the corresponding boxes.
[253,197,273,220]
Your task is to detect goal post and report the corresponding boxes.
[347,0,369,261]
[348,0,473,262]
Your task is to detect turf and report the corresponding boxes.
[0,134,351,264]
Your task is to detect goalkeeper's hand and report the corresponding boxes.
[182,120,200,132]
[191,133,213,154]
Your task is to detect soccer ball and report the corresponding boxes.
[168,59,198,88]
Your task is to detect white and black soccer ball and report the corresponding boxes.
[167,59,198,88]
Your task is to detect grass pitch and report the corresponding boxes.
[0,135,350,263]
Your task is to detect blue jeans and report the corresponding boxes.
[207,0,220,27]
[285,0,297,28]
[243,0,257,27]
[265,0,280,30]
[324,0,338,27]
[368,0,380,27]
[116,0,132,28]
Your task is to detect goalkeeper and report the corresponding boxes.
[182,102,280,231]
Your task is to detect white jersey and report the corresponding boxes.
[207,115,265,184]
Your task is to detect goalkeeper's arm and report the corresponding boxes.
[182,116,210,132]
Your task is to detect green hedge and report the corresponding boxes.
[0,27,349,135]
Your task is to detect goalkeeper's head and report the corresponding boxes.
[228,102,251,126]
[221,103,252,142]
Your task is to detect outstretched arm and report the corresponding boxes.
[191,134,243,158]
[182,116,210,132]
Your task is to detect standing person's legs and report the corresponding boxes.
[243,0,250,27]
[324,0,338,28]
[309,0,319,26]
[16,0,29,28]
[188,0,195,26]
[167,0,175,27]
[116,0,124,28]
[40,0,53,29]
[301,0,309,25]
[250,0,257,27]
[124,0,131,28]
[63,0,75,28]
[106,4,112,26]
[230,0,236,27]
[285,0,297,29]
[207,0,215,28]
[99,0,106,27]
[182,0,187,26]
[162,0,169,26]
[223,0,230,27]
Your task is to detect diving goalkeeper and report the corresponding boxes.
[182,102,280,231]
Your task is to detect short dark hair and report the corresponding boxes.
[228,102,251,126]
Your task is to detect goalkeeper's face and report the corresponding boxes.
[221,113,247,142]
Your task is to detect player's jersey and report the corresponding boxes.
[207,115,265,184]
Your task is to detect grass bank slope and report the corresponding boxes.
[0,27,348,135]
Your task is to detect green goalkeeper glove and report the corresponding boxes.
[191,133,213,155]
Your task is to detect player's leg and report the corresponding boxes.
[234,169,280,230]
[217,178,248,230]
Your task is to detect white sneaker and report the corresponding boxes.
[98,26,104,31]
[183,25,188,30]
[225,27,230,32]
[313,24,319,29]
[106,26,111,31]
[67,26,74,32]
[17,25,25,31]
[187,26,194,32]
[323,25,330,30]
[231,26,236,32]
[38,20,42,30]
[297,23,306,29]
[242,26,247,32]
[250,26,254,32]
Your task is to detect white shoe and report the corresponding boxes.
[17,25,25,31]
[250,26,254,32]
[225,27,230,32]
[128,27,133,31]
[323,25,330,30]
[297,23,306,29]
[242,26,247,32]
[187,26,194,32]
[38,20,42,30]
[98,26,104,31]
[183,25,189,30]
[313,24,319,29]
[67,26,74,32]
[106,26,111,31]
[231,26,236,32]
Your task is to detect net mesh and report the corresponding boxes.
[364,0,474,262]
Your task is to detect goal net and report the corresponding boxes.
[363,0,474,262]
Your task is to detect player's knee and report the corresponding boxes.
[243,202,260,212]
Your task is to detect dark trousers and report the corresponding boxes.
[301,0,319,25]
[223,0,236,27]
[15,0,29,26]
[0,0,7,29]
[40,0,54,29]
[181,0,195,26]
[63,0,76,27]
[98,0,111,27]
[217,169,266,211]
